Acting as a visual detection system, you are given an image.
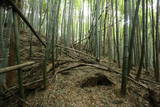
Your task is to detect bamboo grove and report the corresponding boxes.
[0,0,160,98]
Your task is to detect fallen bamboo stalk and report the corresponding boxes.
[85,63,149,89]
[129,73,160,85]
[56,62,149,89]
[56,63,86,74]
[139,78,160,85]
[56,44,96,60]
[23,79,43,89]
[61,50,79,59]
[7,79,43,93]
[8,62,54,91]
[5,88,31,106]
[47,60,79,72]
[0,61,35,74]
[56,59,78,62]
[61,49,98,64]
[7,75,53,94]
[129,87,150,103]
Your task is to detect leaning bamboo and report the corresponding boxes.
[6,0,46,47]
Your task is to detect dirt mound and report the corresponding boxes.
[80,73,113,88]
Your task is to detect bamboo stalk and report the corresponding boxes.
[56,44,96,60]
[4,88,31,106]
[6,0,46,47]
[0,61,35,74]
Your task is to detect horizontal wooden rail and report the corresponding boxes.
[0,61,35,74]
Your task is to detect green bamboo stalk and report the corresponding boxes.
[13,10,25,99]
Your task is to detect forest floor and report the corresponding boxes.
[26,57,151,107]
[4,31,160,107]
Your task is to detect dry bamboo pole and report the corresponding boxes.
[56,44,96,60]
[0,61,35,74]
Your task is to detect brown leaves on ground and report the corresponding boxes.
[27,59,150,107]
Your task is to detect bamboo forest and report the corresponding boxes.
[0,0,160,106]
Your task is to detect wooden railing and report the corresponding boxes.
[0,61,47,106]
[0,0,47,105]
